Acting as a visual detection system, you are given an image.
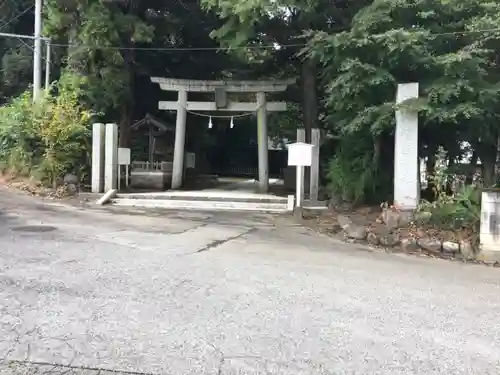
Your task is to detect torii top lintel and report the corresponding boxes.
[150,77,295,93]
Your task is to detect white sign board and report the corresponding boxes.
[118,148,131,165]
[287,142,313,167]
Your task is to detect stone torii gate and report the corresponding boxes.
[150,77,294,192]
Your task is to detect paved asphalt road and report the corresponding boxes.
[0,187,500,374]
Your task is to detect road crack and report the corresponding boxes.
[196,228,256,253]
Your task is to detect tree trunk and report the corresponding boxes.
[478,143,497,187]
[483,158,496,187]
[372,135,381,167]
[301,59,318,143]
[470,151,478,165]
[425,150,436,200]
[118,0,136,148]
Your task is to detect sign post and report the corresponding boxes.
[118,147,131,191]
[287,142,314,212]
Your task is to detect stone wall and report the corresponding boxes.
[130,171,172,190]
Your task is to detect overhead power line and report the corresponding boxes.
[0,5,34,30]
[49,42,305,51]
[45,26,500,52]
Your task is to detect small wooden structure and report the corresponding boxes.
[129,114,175,190]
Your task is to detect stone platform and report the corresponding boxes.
[111,190,291,213]
[109,179,327,213]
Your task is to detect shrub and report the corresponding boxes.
[0,92,40,174]
[0,84,92,186]
[417,147,480,231]
[325,135,392,204]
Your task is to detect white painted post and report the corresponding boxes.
[172,90,187,189]
[32,0,42,101]
[297,128,305,142]
[310,128,320,201]
[288,142,313,210]
[104,123,118,192]
[117,165,121,191]
[394,83,419,210]
[125,165,129,188]
[91,123,105,193]
[296,165,304,208]
[287,195,295,211]
[257,92,269,193]
[296,128,308,197]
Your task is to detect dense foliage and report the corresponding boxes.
[0,76,91,186]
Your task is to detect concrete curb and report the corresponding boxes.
[96,189,117,205]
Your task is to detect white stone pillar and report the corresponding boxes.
[91,123,105,193]
[310,128,320,201]
[257,92,269,193]
[172,90,187,190]
[478,189,500,263]
[104,123,118,192]
[394,83,419,210]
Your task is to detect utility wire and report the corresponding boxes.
[15,36,52,66]
[44,26,500,52]
[0,25,499,52]
[49,42,303,51]
[0,5,34,30]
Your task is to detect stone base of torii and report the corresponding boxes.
[150,77,295,193]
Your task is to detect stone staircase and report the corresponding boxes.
[110,191,292,213]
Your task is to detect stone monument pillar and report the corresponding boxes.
[478,189,500,263]
[104,123,118,191]
[172,90,187,189]
[310,128,320,201]
[394,83,419,210]
[91,123,105,193]
[257,92,269,193]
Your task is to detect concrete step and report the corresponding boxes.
[111,198,289,213]
[115,193,288,204]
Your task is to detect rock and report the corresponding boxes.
[414,211,432,223]
[417,238,442,255]
[459,240,476,261]
[63,174,79,185]
[337,214,366,240]
[337,215,352,230]
[400,237,419,253]
[379,231,401,247]
[382,209,400,229]
[442,241,460,254]
[367,232,379,245]
[345,225,367,240]
[397,210,414,227]
[328,194,342,210]
[381,209,414,229]
[66,183,78,195]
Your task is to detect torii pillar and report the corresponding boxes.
[151,77,294,192]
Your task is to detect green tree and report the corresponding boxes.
[202,0,370,141]
[44,0,154,145]
[304,0,500,202]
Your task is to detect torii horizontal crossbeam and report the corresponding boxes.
[151,77,295,93]
[159,101,287,112]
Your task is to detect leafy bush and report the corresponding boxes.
[0,84,92,186]
[326,135,392,204]
[417,147,481,231]
[0,92,41,173]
